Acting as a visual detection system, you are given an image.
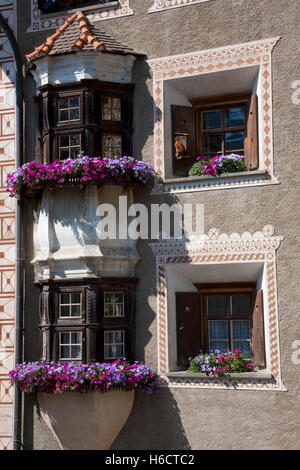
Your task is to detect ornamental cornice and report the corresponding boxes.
[150,226,284,257]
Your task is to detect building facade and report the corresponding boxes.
[0,0,300,450]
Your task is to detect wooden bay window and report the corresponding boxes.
[38,80,133,162]
[39,279,137,363]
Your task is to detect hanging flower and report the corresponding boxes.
[6,155,155,198]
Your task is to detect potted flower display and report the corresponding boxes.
[189,154,247,177]
[6,155,154,198]
[188,349,253,376]
[10,359,159,450]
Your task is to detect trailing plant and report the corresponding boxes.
[188,349,253,375]
[9,359,160,395]
[189,154,247,177]
[6,155,155,198]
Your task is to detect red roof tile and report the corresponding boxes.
[26,11,138,61]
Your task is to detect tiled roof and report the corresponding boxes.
[26,11,138,61]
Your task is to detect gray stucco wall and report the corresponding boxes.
[17,0,300,450]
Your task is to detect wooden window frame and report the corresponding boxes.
[195,282,255,355]
[172,91,259,177]
[176,282,266,369]
[203,290,253,359]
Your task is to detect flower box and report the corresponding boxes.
[10,360,159,450]
[188,350,253,376]
[6,155,154,198]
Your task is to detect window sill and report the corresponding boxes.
[166,371,273,380]
[152,170,279,194]
[39,1,119,19]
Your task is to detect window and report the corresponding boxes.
[104,292,124,317]
[206,293,252,359]
[59,292,82,318]
[59,331,82,360]
[39,280,137,362]
[102,96,121,122]
[58,96,80,123]
[176,284,265,369]
[172,93,258,176]
[40,81,133,162]
[104,330,125,360]
[58,134,81,159]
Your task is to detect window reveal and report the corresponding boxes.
[176,284,265,369]
[172,93,258,176]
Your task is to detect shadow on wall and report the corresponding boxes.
[112,389,191,450]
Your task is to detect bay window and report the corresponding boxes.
[39,279,137,363]
[39,80,133,162]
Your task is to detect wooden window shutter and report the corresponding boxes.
[171,105,196,177]
[251,289,266,368]
[176,292,201,367]
[245,94,259,170]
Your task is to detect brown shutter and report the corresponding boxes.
[251,289,266,368]
[172,105,196,177]
[176,292,201,367]
[245,94,259,170]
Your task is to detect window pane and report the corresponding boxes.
[232,340,251,358]
[59,98,68,109]
[71,332,81,344]
[59,109,69,122]
[104,304,114,317]
[111,109,121,121]
[210,340,229,353]
[70,135,80,146]
[209,320,228,340]
[60,306,70,317]
[71,293,81,304]
[71,304,81,317]
[115,304,124,317]
[70,108,79,120]
[71,345,82,359]
[60,345,70,358]
[60,332,70,344]
[60,148,70,159]
[60,293,70,305]
[225,131,245,151]
[70,147,80,158]
[203,111,222,130]
[232,320,250,340]
[204,133,223,154]
[231,295,252,316]
[70,96,79,108]
[60,135,69,147]
[225,107,245,127]
[104,331,114,343]
[207,296,227,316]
